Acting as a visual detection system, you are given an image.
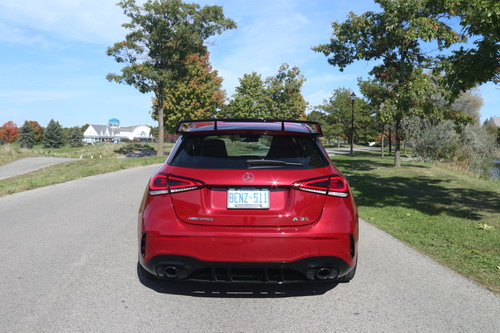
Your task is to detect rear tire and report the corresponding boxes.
[337,264,356,283]
[137,261,156,280]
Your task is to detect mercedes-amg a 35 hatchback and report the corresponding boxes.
[138,119,358,283]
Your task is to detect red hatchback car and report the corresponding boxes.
[138,119,358,283]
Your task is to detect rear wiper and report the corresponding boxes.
[247,159,303,168]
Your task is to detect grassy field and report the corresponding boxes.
[0,157,166,197]
[0,142,167,166]
[332,152,500,293]
[0,142,174,197]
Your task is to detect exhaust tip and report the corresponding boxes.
[164,266,179,279]
[316,267,338,280]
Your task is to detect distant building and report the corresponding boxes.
[83,118,153,143]
[488,117,500,128]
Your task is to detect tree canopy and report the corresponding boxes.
[152,53,226,133]
[313,0,464,166]
[223,64,307,119]
[224,72,269,118]
[107,0,236,155]
[428,0,500,93]
[265,64,307,119]
[316,88,376,146]
[0,121,18,144]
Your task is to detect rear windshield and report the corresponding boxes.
[169,134,329,170]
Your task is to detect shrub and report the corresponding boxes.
[405,118,497,177]
[404,118,460,161]
[114,143,153,155]
[457,125,497,176]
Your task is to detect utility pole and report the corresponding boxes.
[350,92,356,156]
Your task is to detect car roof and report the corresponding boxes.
[176,119,322,136]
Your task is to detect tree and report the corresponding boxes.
[223,72,268,118]
[450,90,483,126]
[69,127,84,147]
[27,121,43,143]
[42,119,64,148]
[314,0,464,166]
[152,53,226,133]
[0,121,18,144]
[317,88,375,148]
[265,64,307,120]
[18,121,36,149]
[428,0,500,93]
[306,109,337,144]
[107,0,236,156]
[223,64,307,120]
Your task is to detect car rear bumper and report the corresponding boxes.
[142,254,353,283]
[140,230,357,282]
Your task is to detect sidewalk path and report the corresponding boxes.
[0,157,76,180]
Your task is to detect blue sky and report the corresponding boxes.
[0,0,498,128]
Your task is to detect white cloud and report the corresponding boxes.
[0,22,49,45]
[0,0,127,44]
[208,0,321,97]
[304,89,332,108]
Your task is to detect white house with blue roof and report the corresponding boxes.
[83,118,153,143]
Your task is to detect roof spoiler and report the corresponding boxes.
[176,119,322,136]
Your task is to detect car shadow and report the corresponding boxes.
[137,265,339,298]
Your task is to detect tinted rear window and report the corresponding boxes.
[170,134,329,169]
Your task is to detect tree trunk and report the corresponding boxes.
[394,117,401,167]
[388,126,392,156]
[156,86,165,157]
[157,103,164,156]
[381,124,385,158]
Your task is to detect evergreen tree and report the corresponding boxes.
[69,127,84,147]
[42,119,64,148]
[18,121,36,149]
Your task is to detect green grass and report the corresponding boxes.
[0,142,174,197]
[332,152,500,293]
[0,156,166,197]
[0,142,170,166]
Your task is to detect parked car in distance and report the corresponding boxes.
[138,119,358,283]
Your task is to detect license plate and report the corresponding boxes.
[227,188,270,209]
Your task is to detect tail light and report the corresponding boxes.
[149,173,204,196]
[293,175,348,198]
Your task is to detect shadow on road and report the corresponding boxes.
[137,265,338,298]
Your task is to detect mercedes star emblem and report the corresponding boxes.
[242,172,255,183]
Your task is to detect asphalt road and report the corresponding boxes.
[0,157,76,180]
[0,165,498,332]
